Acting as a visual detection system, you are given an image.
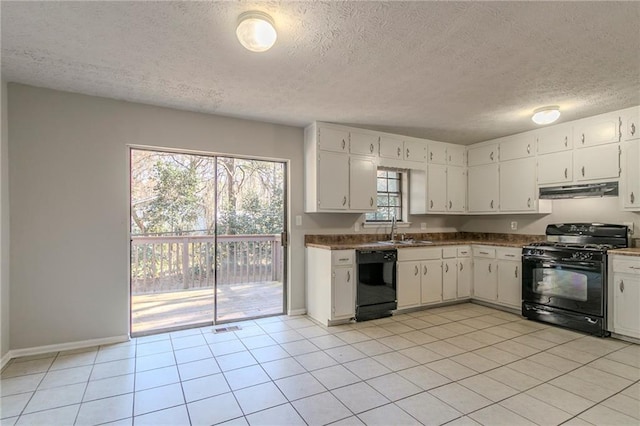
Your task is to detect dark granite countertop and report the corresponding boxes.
[609,248,640,257]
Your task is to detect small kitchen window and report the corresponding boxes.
[365,168,406,222]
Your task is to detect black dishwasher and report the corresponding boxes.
[355,250,397,321]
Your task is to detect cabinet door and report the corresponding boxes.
[318,151,349,210]
[428,143,447,164]
[497,260,521,308]
[574,144,621,181]
[499,158,536,211]
[623,140,640,209]
[447,166,466,212]
[499,134,535,161]
[318,127,350,153]
[379,136,404,159]
[447,145,466,166]
[421,260,443,304]
[468,144,498,166]
[332,267,355,319]
[457,258,472,298]
[397,261,422,308]
[468,164,499,212]
[350,156,377,211]
[427,164,447,212]
[537,124,572,154]
[473,258,497,301]
[624,107,639,141]
[405,140,426,163]
[574,113,621,147]
[537,151,573,185]
[442,259,457,300]
[613,274,640,339]
[350,132,378,156]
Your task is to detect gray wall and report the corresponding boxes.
[1,80,9,358]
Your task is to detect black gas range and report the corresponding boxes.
[522,223,629,336]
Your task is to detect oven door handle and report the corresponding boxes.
[540,260,601,270]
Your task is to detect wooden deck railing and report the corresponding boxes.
[131,234,282,294]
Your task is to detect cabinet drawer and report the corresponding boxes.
[457,246,471,257]
[332,250,354,266]
[497,248,521,261]
[442,247,457,259]
[473,247,496,258]
[398,247,441,262]
[613,257,640,275]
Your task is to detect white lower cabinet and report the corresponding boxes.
[472,247,497,301]
[442,258,458,301]
[397,261,423,309]
[306,248,355,325]
[609,254,640,339]
[457,257,472,298]
[496,248,522,309]
[421,260,443,304]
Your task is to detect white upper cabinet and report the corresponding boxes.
[427,164,448,212]
[574,143,621,181]
[537,123,572,154]
[447,166,467,212]
[379,136,404,159]
[468,164,499,212]
[428,143,447,164]
[350,131,378,156]
[623,106,640,141]
[537,151,573,185]
[447,145,466,166]
[317,151,350,210]
[318,127,350,153]
[349,156,377,211]
[623,140,640,210]
[499,158,536,212]
[468,144,498,166]
[404,139,427,163]
[574,111,622,148]
[499,133,535,161]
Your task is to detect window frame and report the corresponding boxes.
[365,168,408,223]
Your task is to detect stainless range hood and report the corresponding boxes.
[539,182,619,199]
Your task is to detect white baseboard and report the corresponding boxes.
[287,308,307,316]
[1,334,130,368]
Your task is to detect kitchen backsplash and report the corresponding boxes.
[305,232,545,246]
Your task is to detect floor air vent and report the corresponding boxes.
[212,325,240,333]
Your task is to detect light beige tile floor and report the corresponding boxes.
[1,302,639,426]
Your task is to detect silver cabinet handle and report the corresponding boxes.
[488,264,492,273]
[449,201,452,209]
[564,168,568,179]
[581,166,585,177]
[415,265,419,276]
[423,266,428,275]
[459,263,463,271]
[564,136,568,147]
[490,200,494,209]
[527,198,531,208]
[505,254,516,258]
[397,147,401,157]
[631,192,635,204]
[342,196,347,206]
[479,251,489,255]
[631,123,636,136]
[490,152,494,161]
[449,155,452,162]
[515,266,518,278]
[630,266,640,270]
[406,148,410,158]
[347,270,351,282]
[430,200,434,209]
[342,139,346,150]
[581,133,585,144]
[445,263,449,273]
[370,143,374,153]
[370,197,374,206]
[430,152,433,161]
[527,144,530,154]
[620,280,624,293]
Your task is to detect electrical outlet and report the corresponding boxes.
[510,221,518,231]
[623,221,634,235]
[295,215,302,226]
[420,222,427,230]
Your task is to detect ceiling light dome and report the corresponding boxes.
[532,106,561,125]
[236,11,277,52]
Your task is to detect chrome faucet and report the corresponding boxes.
[390,214,397,241]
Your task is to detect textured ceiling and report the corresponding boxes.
[2,1,639,144]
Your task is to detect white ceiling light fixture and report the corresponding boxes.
[236,11,277,52]
[532,106,561,125]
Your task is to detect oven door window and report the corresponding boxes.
[533,268,588,302]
